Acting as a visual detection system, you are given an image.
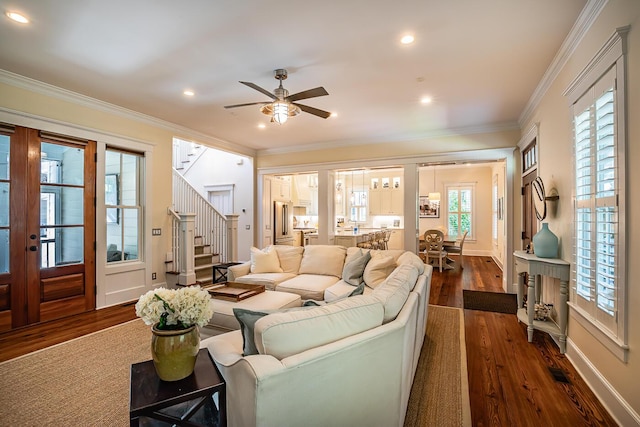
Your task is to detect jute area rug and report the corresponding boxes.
[0,305,470,426]
[404,305,471,427]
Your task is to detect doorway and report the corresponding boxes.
[0,126,96,332]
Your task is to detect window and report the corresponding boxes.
[349,191,367,223]
[565,27,627,359]
[446,184,474,239]
[106,149,143,263]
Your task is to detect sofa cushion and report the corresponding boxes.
[342,249,371,286]
[234,272,296,291]
[298,245,346,277]
[250,246,283,274]
[324,279,374,302]
[254,295,384,359]
[371,264,419,323]
[304,283,365,306]
[363,254,396,288]
[275,274,341,300]
[397,251,426,275]
[273,245,304,274]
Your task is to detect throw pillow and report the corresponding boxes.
[302,283,365,306]
[341,250,371,286]
[250,246,283,274]
[233,308,269,356]
[363,254,396,288]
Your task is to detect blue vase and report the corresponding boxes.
[533,223,558,258]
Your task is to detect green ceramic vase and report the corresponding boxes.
[151,324,199,381]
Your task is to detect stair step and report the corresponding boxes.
[195,263,215,272]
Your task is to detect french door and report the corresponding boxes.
[0,125,96,332]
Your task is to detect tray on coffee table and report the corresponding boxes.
[203,282,265,301]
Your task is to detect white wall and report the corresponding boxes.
[182,146,254,261]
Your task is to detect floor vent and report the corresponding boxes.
[548,367,571,384]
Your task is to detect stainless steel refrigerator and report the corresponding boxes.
[274,201,295,245]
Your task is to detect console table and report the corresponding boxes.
[513,250,570,354]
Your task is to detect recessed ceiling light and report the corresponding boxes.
[400,34,414,45]
[330,112,338,118]
[6,11,29,24]
[257,123,266,129]
[420,96,433,104]
[183,90,194,97]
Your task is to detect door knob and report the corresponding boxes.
[30,234,37,240]
[29,246,38,251]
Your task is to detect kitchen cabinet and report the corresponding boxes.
[272,177,291,202]
[369,175,403,215]
[262,177,273,248]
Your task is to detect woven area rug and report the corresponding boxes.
[0,319,151,426]
[463,289,517,314]
[405,305,471,427]
[0,305,469,426]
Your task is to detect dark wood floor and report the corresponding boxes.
[430,255,616,427]
[0,256,617,426]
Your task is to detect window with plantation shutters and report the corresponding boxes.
[565,27,628,360]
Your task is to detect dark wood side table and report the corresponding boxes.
[212,262,242,284]
[130,348,226,427]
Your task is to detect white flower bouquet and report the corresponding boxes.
[135,286,213,330]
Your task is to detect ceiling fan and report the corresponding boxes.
[224,69,331,124]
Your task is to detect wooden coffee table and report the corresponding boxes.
[129,348,226,426]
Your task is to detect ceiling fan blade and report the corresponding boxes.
[294,103,332,119]
[240,81,278,100]
[286,87,329,103]
[224,101,269,109]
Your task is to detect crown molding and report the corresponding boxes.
[518,0,608,127]
[0,69,256,158]
[257,121,520,156]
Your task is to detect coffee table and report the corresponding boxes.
[201,289,302,338]
[129,348,226,427]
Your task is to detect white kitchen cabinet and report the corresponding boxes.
[369,175,403,215]
[272,177,291,202]
[263,177,273,248]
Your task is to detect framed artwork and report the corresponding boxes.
[105,174,119,224]
[419,196,440,218]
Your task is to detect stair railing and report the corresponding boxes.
[172,169,237,264]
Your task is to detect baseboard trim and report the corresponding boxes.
[566,338,640,426]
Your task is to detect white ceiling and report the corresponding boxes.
[0,0,587,152]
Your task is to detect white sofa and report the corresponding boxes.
[202,245,432,427]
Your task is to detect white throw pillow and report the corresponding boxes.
[250,246,283,274]
[363,254,396,288]
[273,245,304,273]
[397,251,426,275]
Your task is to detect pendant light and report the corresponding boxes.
[428,166,440,201]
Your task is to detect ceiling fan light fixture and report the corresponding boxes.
[260,102,301,125]
[273,102,289,124]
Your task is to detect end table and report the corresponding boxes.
[212,262,242,284]
[129,348,226,427]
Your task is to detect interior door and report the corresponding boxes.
[0,126,96,331]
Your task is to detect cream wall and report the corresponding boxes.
[520,0,640,422]
[0,77,254,304]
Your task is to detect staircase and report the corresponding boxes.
[193,236,220,285]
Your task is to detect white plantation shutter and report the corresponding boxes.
[572,67,619,333]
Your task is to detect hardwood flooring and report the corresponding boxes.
[0,256,617,426]
[430,255,616,426]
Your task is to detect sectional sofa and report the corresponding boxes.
[201,245,432,427]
